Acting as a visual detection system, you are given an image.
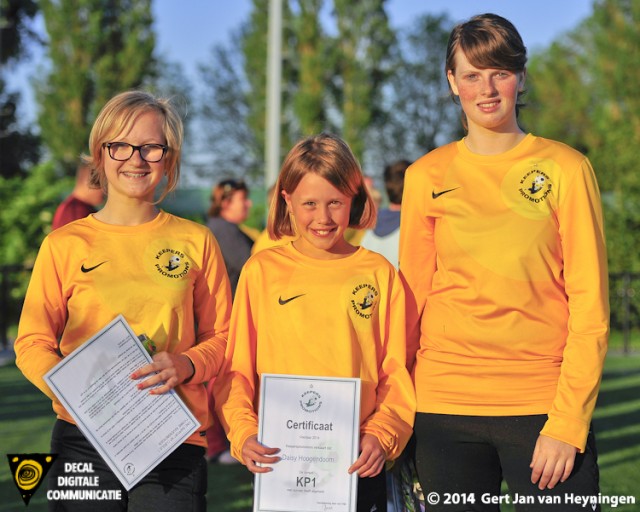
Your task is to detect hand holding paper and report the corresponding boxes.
[44,315,200,490]
[242,435,281,473]
[131,352,195,394]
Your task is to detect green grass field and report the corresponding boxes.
[1,354,639,511]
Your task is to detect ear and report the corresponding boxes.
[281,189,293,213]
[447,69,459,96]
[518,68,527,92]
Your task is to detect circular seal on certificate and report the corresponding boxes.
[299,390,322,413]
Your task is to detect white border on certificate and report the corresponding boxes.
[44,315,200,490]
[254,374,361,512]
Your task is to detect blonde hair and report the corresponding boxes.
[268,133,377,239]
[82,90,183,203]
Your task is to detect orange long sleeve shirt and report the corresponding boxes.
[15,212,231,447]
[214,244,416,462]
[399,135,609,451]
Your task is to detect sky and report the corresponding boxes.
[151,0,594,81]
[11,0,595,124]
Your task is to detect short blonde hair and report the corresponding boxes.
[268,133,377,239]
[83,90,183,203]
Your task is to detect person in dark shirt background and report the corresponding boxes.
[52,163,104,229]
[206,178,254,297]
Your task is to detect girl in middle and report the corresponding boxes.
[214,133,416,512]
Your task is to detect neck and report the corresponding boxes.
[464,120,526,155]
[94,199,160,226]
[220,211,241,225]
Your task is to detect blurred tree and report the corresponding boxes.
[199,0,297,182]
[331,0,393,161]
[367,13,461,165]
[199,32,261,180]
[292,0,328,136]
[35,0,156,176]
[199,0,402,179]
[0,0,39,61]
[0,78,40,178]
[0,0,41,178]
[522,0,640,273]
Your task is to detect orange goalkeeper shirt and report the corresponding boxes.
[399,134,609,451]
[15,211,231,447]
[214,243,416,462]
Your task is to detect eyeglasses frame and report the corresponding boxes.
[102,142,168,163]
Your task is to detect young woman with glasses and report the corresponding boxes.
[15,90,232,511]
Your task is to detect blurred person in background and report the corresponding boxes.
[360,160,411,268]
[206,178,254,296]
[52,163,104,229]
[205,178,254,464]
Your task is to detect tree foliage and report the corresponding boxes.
[35,0,156,176]
[367,13,462,166]
[331,0,394,161]
[0,0,40,178]
[292,0,327,136]
[0,161,69,265]
[0,0,39,63]
[522,0,640,273]
[199,32,262,181]
[198,1,457,181]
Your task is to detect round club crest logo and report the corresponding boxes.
[154,248,190,279]
[518,168,553,204]
[300,390,322,413]
[350,283,379,319]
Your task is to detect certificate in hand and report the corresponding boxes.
[255,374,361,512]
[43,315,200,490]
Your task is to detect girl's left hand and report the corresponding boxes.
[530,434,578,490]
[348,434,386,477]
[131,352,195,394]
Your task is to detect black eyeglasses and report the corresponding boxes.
[103,142,168,163]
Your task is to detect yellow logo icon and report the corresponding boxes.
[7,453,57,506]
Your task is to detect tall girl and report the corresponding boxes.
[15,90,232,511]
[215,133,416,512]
[400,13,608,512]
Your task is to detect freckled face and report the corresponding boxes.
[447,48,525,133]
[283,173,353,259]
[102,111,167,203]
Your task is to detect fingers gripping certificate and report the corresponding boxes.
[43,315,200,490]
[255,374,361,512]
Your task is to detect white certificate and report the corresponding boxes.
[255,374,361,512]
[44,315,200,490]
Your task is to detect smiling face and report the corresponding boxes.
[102,111,167,204]
[447,48,525,135]
[282,172,354,259]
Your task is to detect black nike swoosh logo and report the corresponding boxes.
[432,187,460,199]
[278,294,305,305]
[81,261,108,273]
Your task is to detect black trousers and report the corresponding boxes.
[48,420,207,512]
[413,414,600,512]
